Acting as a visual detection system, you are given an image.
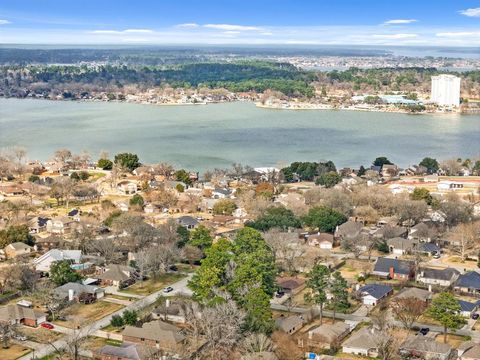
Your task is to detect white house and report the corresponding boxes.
[33,249,82,273]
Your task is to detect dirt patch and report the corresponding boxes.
[0,344,31,360]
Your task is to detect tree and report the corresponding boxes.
[129,194,144,207]
[440,194,473,227]
[419,157,439,174]
[176,225,190,247]
[373,157,393,167]
[174,169,192,185]
[0,224,35,248]
[54,148,72,163]
[427,292,466,342]
[410,187,434,205]
[329,271,349,320]
[391,297,427,329]
[212,199,237,215]
[305,264,330,324]
[122,310,138,325]
[246,206,301,232]
[49,260,82,286]
[241,286,274,334]
[0,322,17,349]
[448,221,480,262]
[302,206,347,233]
[110,314,125,327]
[114,153,140,172]
[315,172,342,188]
[188,225,213,250]
[97,158,113,170]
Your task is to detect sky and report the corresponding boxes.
[0,0,480,46]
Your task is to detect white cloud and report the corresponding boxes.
[123,29,153,33]
[91,29,153,35]
[261,32,273,36]
[176,23,199,28]
[383,19,417,25]
[459,8,480,17]
[223,31,241,35]
[436,31,480,37]
[372,33,418,39]
[204,24,262,31]
[0,19,11,25]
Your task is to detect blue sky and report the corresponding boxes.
[0,0,479,45]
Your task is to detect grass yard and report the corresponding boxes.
[435,334,469,348]
[19,326,62,343]
[121,273,186,296]
[82,335,122,351]
[0,344,31,360]
[54,301,123,328]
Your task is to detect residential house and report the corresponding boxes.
[306,322,351,349]
[122,320,185,351]
[176,216,199,230]
[342,327,380,357]
[307,233,334,249]
[94,343,159,360]
[97,264,136,289]
[54,282,105,302]
[33,249,82,273]
[458,300,478,318]
[34,236,65,252]
[381,164,399,178]
[455,271,480,295]
[399,335,452,360]
[0,185,24,196]
[0,304,46,327]
[152,300,186,323]
[275,315,304,335]
[417,267,460,288]
[46,217,75,234]
[408,222,433,242]
[386,237,415,255]
[394,287,432,304]
[212,188,233,199]
[28,216,49,234]
[334,221,363,241]
[357,284,393,306]
[276,277,306,295]
[4,242,33,259]
[372,225,407,239]
[144,203,159,214]
[372,257,415,280]
[117,181,138,195]
[413,242,441,257]
[459,342,480,360]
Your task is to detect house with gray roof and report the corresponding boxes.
[458,299,478,317]
[455,271,480,295]
[334,221,363,240]
[399,335,452,360]
[176,216,199,229]
[372,257,414,280]
[394,287,432,303]
[54,282,105,302]
[0,304,46,327]
[95,343,158,360]
[417,267,460,288]
[97,264,136,289]
[275,314,304,335]
[386,237,415,255]
[342,327,380,357]
[307,322,351,349]
[413,242,441,256]
[357,284,393,306]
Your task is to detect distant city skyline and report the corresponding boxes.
[0,0,479,46]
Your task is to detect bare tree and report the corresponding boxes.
[449,221,480,261]
[54,148,72,164]
[264,229,305,273]
[391,297,427,329]
[136,244,180,278]
[0,322,17,349]
[240,333,275,354]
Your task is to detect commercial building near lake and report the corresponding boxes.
[431,74,461,107]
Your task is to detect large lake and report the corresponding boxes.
[0,98,478,171]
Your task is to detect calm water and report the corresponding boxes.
[0,98,479,171]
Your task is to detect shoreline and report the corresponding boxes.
[0,95,465,115]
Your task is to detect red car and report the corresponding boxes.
[41,323,54,330]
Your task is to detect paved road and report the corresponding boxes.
[18,274,193,360]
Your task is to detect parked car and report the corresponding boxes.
[41,323,54,330]
[419,327,430,335]
[275,291,285,298]
[472,313,479,320]
[432,253,441,259]
[163,286,173,293]
[14,334,27,341]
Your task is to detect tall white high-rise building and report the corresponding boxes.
[431,74,461,107]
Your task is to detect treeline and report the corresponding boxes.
[0,61,315,97]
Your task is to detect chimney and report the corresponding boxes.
[166,299,170,308]
[68,289,75,302]
[308,331,313,340]
[389,266,395,279]
[355,284,360,291]
[428,285,432,293]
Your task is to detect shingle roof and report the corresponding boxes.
[415,243,440,254]
[359,284,393,300]
[177,216,199,227]
[401,335,451,355]
[458,300,477,313]
[342,327,379,350]
[462,345,480,359]
[97,264,134,282]
[54,282,104,297]
[373,257,413,276]
[336,221,363,239]
[419,267,459,281]
[0,305,44,322]
[456,271,480,291]
[395,287,432,302]
[96,343,155,360]
[122,320,185,344]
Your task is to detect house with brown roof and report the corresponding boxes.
[122,320,185,351]
[342,327,380,357]
[117,181,138,195]
[94,343,159,360]
[97,264,136,289]
[306,322,351,350]
[276,277,306,295]
[334,221,363,241]
[275,314,304,335]
[0,304,46,327]
[459,341,480,360]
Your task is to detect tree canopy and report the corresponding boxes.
[302,206,347,232]
[246,206,301,232]
[114,153,140,171]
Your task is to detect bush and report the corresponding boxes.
[28,175,40,183]
[315,172,342,188]
[122,310,138,325]
[212,199,237,215]
[129,194,144,207]
[98,158,113,170]
[110,314,124,327]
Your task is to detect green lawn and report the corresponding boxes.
[121,273,186,296]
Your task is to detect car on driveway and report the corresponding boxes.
[163,286,173,293]
[41,323,54,330]
[419,327,430,335]
[275,291,285,298]
[472,313,479,320]
[14,334,27,341]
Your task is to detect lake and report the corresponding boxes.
[0,98,479,171]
